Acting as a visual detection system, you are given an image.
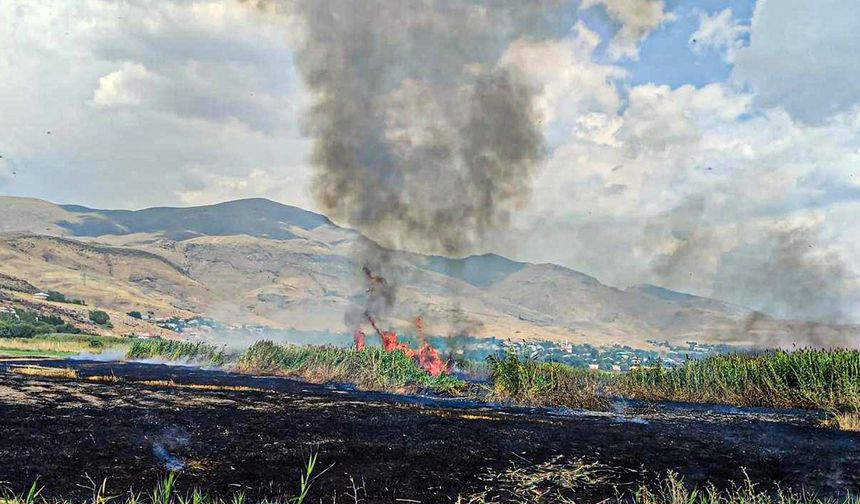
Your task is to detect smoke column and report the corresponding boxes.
[290,0,553,256]
[244,0,569,340]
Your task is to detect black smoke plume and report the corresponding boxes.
[290,0,552,256]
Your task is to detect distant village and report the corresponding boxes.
[128,312,739,371]
[494,338,739,371]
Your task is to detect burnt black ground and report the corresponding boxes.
[0,358,858,503]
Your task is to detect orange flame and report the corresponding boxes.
[418,342,446,377]
[356,270,448,377]
[353,329,366,351]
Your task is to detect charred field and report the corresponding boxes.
[1,358,859,503]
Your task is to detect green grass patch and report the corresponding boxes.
[0,348,73,358]
[483,348,860,413]
[0,333,129,358]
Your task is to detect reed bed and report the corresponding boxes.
[125,341,860,414]
[620,349,860,411]
[126,340,466,394]
[236,340,467,394]
[126,340,232,367]
[485,351,610,410]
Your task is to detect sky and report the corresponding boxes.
[1,0,860,323]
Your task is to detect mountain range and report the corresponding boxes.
[1,195,856,350]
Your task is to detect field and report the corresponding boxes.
[2,341,859,502]
[0,333,130,358]
[1,358,858,504]
[125,340,860,422]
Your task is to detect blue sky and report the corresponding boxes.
[582,0,754,88]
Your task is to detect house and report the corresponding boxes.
[34,292,49,300]
[588,363,599,371]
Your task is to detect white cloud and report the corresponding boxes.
[689,8,749,63]
[177,167,312,208]
[0,0,312,210]
[733,0,860,123]
[581,0,675,60]
[499,22,626,146]
[91,63,155,108]
[497,75,860,322]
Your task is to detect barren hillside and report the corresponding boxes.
[1,196,857,349]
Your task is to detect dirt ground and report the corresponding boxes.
[1,359,859,503]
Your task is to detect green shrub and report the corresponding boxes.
[88,310,111,325]
[0,309,83,337]
[127,311,143,320]
[0,322,37,338]
[46,291,67,302]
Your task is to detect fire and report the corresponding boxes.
[353,329,366,351]
[418,342,446,377]
[355,269,448,377]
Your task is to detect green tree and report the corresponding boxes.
[89,310,111,325]
[127,311,143,320]
[46,291,67,302]
[0,322,37,338]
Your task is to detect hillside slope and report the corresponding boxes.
[1,196,857,349]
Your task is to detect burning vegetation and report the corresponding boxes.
[352,267,449,377]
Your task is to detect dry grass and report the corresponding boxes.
[7,367,255,392]
[9,365,78,379]
[84,373,122,383]
[136,379,257,392]
[459,463,856,504]
[0,334,129,357]
[821,411,860,432]
[459,455,613,504]
[0,338,99,355]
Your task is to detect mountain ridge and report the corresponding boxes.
[1,195,856,349]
